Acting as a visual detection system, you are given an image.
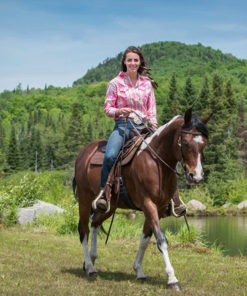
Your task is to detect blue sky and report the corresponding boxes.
[0,0,247,92]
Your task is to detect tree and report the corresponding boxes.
[7,124,20,172]
[197,76,210,115]
[204,74,239,204]
[27,111,33,134]
[160,73,179,124]
[43,143,56,170]
[179,77,196,113]
[28,127,43,171]
[64,101,84,163]
[19,124,29,170]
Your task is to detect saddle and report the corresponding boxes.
[90,126,151,167]
[90,126,153,209]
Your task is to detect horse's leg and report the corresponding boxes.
[143,199,181,291]
[90,224,99,265]
[133,221,152,281]
[78,203,98,276]
[90,208,117,266]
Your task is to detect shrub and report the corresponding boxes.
[0,192,17,226]
[0,174,43,225]
[177,224,203,244]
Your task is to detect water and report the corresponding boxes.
[160,216,247,256]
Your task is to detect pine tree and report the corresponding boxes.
[86,121,93,144]
[27,111,33,134]
[160,73,179,124]
[43,143,56,170]
[28,127,43,171]
[239,97,246,133]
[180,77,195,113]
[19,124,29,170]
[197,76,210,115]
[204,73,239,204]
[7,125,20,172]
[64,101,84,163]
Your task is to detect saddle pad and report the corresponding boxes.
[89,141,107,166]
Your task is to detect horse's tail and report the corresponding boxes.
[72,177,78,201]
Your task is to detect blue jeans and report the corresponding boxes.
[100,119,144,188]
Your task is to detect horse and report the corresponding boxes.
[73,109,210,291]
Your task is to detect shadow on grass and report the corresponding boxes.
[61,267,167,287]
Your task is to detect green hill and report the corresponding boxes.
[73,41,247,91]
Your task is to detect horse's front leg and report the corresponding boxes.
[143,199,181,291]
[133,221,152,280]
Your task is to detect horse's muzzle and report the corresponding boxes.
[185,171,204,185]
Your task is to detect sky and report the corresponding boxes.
[0,0,247,92]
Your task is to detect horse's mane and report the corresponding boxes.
[182,113,209,139]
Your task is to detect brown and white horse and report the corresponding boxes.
[73,109,210,291]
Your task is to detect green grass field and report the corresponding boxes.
[1,226,247,296]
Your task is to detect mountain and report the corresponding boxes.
[73,41,247,88]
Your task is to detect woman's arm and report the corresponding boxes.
[104,82,118,118]
[146,82,158,127]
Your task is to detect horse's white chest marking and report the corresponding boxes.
[194,135,204,144]
[137,115,181,155]
[195,154,202,179]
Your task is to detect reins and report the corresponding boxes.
[129,120,183,176]
[129,111,202,176]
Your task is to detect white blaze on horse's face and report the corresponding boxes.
[193,135,204,144]
[182,132,207,185]
[194,153,203,182]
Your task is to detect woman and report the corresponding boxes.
[92,46,158,213]
[92,46,186,216]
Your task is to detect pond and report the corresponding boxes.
[160,216,247,256]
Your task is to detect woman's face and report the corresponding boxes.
[124,52,141,74]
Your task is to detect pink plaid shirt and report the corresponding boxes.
[104,71,157,125]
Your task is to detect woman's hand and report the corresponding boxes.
[116,108,132,117]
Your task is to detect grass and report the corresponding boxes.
[1,226,247,296]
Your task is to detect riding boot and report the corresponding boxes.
[92,188,110,214]
[172,191,187,217]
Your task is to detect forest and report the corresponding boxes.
[0,41,247,206]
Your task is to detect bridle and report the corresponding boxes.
[128,112,204,176]
[178,130,204,174]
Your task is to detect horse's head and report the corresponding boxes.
[179,109,211,185]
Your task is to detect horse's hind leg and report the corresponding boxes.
[90,209,116,266]
[78,203,98,276]
[133,221,152,281]
[90,224,99,265]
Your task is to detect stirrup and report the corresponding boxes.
[171,199,187,218]
[92,189,111,214]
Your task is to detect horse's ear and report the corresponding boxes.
[184,108,192,125]
[201,113,213,124]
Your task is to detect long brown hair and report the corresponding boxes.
[121,46,158,89]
